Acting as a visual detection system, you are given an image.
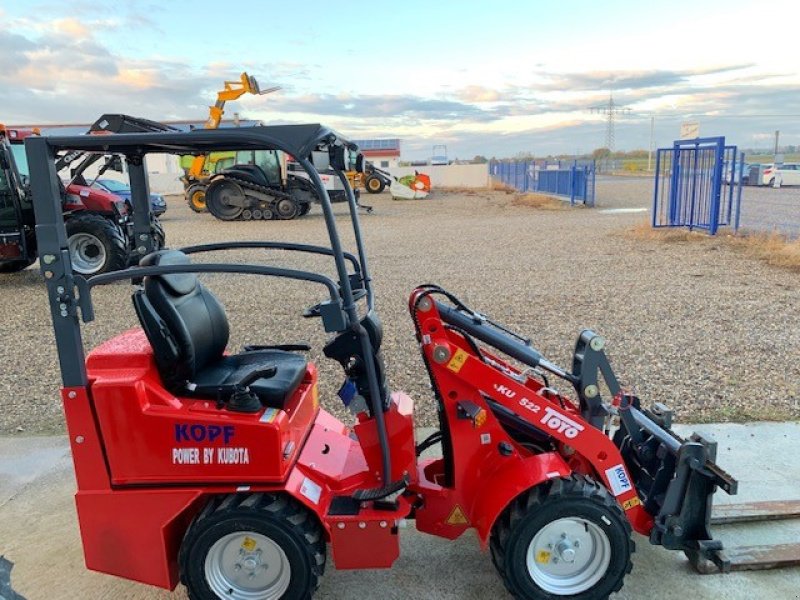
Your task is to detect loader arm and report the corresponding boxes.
[409,285,738,571]
[187,72,280,181]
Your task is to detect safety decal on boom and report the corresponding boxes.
[446,505,469,526]
[447,349,469,373]
[622,497,641,511]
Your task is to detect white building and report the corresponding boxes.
[352,139,402,169]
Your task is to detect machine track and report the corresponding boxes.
[206,175,312,221]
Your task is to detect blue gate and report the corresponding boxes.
[653,137,744,235]
[489,159,595,206]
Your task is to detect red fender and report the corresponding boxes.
[470,451,571,547]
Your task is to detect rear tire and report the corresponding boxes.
[490,475,633,600]
[365,174,386,194]
[66,213,128,276]
[187,184,207,213]
[128,218,166,266]
[206,179,245,221]
[179,493,326,600]
[151,217,166,250]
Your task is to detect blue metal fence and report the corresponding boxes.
[489,159,596,206]
[652,137,743,235]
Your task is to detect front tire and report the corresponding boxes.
[187,184,208,213]
[490,475,633,600]
[365,174,386,194]
[66,213,129,276]
[180,493,326,600]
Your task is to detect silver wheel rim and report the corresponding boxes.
[526,517,611,595]
[68,232,106,275]
[205,532,291,599]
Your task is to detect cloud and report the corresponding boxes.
[455,85,503,103]
[0,30,35,73]
[533,64,756,92]
[261,93,504,123]
[1,14,797,159]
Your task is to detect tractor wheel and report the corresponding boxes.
[274,197,300,220]
[299,202,311,216]
[128,218,166,266]
[187,184,207,213]
[151,217,166,251]
[365,174,386,194]
[0,257,36,273]
[205,179,245,221]
[66,213,129,277]
[490,475,633,600]
[179,493,326,600]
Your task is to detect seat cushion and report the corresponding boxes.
[192,350,308,408]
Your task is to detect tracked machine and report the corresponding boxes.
[202,148,323,221]
[27,125,757,599]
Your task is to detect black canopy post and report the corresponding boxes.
[336,169,373,310]
[127,154,155,261]
[25,136,87,387]
[298,155,392,487]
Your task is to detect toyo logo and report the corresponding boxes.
[540,407,584,439]
[175,424,235,444]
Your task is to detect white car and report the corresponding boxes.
[763,163,800,186]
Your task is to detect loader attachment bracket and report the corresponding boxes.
[614,395,738,573]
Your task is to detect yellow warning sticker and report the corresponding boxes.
[536,550,551,564]
[446,504,469,526]
[241,536,257,552]
[622,497,642,511]
[447,349,469,373]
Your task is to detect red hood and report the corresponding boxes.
[64,183,128,215]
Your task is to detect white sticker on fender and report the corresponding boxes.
[605,464,633,496]
[300,477,322,505]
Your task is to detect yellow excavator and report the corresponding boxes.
[182,73,279,212]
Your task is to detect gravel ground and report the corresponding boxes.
[1,178,798,434]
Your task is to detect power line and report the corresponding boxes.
[590,92,631,152]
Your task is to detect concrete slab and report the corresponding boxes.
[0,436,70,507]
[0,423,798,599]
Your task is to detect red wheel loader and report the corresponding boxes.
[26,125,738,599]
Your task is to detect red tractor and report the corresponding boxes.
[0,126,131,274]
[26,125,736,599]
[1,115,170,276]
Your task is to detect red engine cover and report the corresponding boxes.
[86,329,319,485]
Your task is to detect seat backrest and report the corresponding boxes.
[133,250,229,391]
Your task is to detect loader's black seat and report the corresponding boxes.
[132,250,307,408]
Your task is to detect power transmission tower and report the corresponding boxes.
[590,92,630,153]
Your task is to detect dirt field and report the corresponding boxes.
[0,178,798,434]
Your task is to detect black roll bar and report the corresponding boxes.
[78,264,341,324]
[179,241,362,278]
[298,157,392,491]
